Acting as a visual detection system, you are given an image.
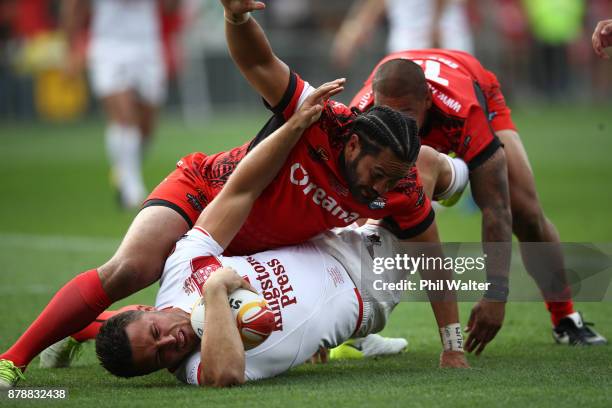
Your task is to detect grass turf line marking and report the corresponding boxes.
[0,232,119,253]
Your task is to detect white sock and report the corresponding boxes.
[105,123,123,177]
[105,123,147,207]
[435,155,469,201]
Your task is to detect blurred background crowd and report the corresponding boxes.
[0,0,610,123]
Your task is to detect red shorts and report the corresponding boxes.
[143,152,221,227]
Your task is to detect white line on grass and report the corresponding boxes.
[0,284,56,295]
[0,232,120,253]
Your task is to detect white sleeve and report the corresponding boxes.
[174,352,201,386]
[156,227,225,311]
[174,351,256,385]
[170,227,224,260]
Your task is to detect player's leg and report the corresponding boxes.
[103,90,148,209]
[497,130,569,299]
[137,101,159,155]
[0,206,188,384]
[497,129,606,345]
[135,51,166,158]
[1,154,208,386]
[39,305,154,368]
[72,305,155,343]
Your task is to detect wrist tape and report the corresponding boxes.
[440,323,464,352]
[224,11,251,25]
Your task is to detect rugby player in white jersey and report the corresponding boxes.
[62,0,179,208]
[92,82,469,386]
[331,0,474,69]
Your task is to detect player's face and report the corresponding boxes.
[125,310,199,375]
[374,93,430,130]
[343,137,410,204]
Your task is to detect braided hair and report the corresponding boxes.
[351,105,420,165]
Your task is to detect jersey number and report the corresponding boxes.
[413,60,449,87]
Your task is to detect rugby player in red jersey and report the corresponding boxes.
[41,98,470,384]
[0,4,470,388]
[351,49,607,350]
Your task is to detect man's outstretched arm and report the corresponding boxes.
[465,147,512,355]
[220,0,289,107]
[195,80,345,248]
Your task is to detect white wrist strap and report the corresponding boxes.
[435,155,469,201]
[440,323,464,352]
[224,11,251,25]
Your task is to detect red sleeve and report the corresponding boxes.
[350,82,375,112]
[266,72,310,121]
[383,168,435,239]
[460,105,502,170]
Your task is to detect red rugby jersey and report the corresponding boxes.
[199,73,434,255]
[351,49,502,169]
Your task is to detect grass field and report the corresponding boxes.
[1,104,612,407]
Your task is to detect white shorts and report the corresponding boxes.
[88,41,167,105]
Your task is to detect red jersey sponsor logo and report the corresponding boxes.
[357,90,373,111]
[289,162,360,224]
[430,87,462,113]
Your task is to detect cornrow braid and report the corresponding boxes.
[352,105,420,165]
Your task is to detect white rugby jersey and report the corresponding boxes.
[157,228,362,385]
[311,223,410,335]
[90,0,161,53]
[385,0,474,54]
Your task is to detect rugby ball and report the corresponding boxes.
[190,289,276,350]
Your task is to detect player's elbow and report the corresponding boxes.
[201,367,245,388]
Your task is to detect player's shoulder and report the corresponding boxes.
[387,167,427,207]
[170,227,224,260]
[314,99,356,149]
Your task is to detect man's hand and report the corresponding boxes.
[465,299,505,355]
[289,78,346,131]
[220,0,265,16]
[592,19,612,59]
[439,350,469,368]
[203,267,257,296]
[309,347,329,364]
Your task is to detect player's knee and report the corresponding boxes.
[512,204,546,240]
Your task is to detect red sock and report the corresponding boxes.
[546,300,575,327]
[71,305,152,342]
[0,269,111,369]
[71,311,118,342]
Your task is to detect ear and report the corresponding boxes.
[424,91,433,110]
[345,134,361,161]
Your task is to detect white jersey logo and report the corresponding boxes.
[289,163,360,224]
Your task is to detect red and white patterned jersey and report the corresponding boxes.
[351,49,506,169]
[189,72,434,255]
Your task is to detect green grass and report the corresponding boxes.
[1,105,612,407]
